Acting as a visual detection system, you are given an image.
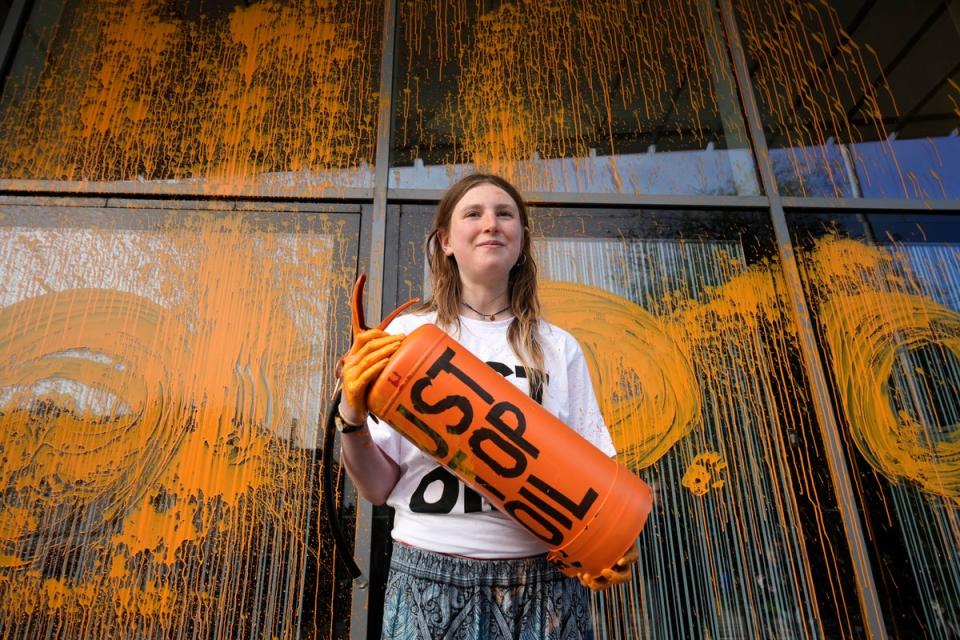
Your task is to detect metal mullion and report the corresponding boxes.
[350,0,397,638]
[782,196,960,212]
[717,0,888,638]
[387,187,770,210]
[0,0,30,94]
[0,178,375,201]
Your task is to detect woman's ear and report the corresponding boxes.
[438,229,453,256]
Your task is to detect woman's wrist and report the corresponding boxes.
[338,399,368,426]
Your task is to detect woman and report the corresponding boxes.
[337,174,638,639]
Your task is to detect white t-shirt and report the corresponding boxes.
[368,311,617,558]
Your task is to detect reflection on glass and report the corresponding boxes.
[390,0,760,195]
[737,0,960,200]
[792,212,960,637]
[0,0,381,192]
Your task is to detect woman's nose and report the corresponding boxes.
[480,210,499,231]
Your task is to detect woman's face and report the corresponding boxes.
[439,183,525,287]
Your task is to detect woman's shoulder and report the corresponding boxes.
[383,309,437,334]
[537,318,583,357]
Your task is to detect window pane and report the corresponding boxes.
[0,1,12,31]
[390,0,761,196]
[393,206,865,638]
[791,211,960,636]
[737,0,960,200]
[0,0,381,192]
[0,200,360,637]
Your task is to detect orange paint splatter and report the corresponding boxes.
[682,451,727,496]
[802,238,960,501]
[0,0,381,193]
[398,0,741,192]
[540,280,701,470]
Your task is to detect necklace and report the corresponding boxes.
[461,301,511,321]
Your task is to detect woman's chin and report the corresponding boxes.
[461,262,513,284]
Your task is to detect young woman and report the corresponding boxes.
[337,174,638,639]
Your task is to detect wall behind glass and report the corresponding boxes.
[0,0,381,193]
[390,0,761,196]
[736,0,960,200]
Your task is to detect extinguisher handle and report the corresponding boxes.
[350,273,420,337]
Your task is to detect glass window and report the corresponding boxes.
[791,211,960,637]
[0,198,360,637]
[0,0,382,193]
[387,205,866,638]
[736,0,960,200]
[0,1,12,31]
[389,0,761,196]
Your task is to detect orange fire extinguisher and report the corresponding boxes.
[342,274,653,578]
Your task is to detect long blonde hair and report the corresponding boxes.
[420,174,546,398]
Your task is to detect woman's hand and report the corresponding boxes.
[577,543,638,591]
[338,328,405,422]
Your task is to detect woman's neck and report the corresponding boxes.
[459,281,510,319]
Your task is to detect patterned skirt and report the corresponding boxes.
[381,543,594,640]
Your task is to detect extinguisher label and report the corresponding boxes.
[392,346,600,550]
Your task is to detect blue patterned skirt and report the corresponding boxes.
[381,543,594,640]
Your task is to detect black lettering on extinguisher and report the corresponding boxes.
[426,348,493,404]
[410,467,459,513]
[396,404,449,459]
[485,401,539,458]
[468,428,528,478]
[504,500,564,546]
[527,474,599,520]
[518,486,573,530]
[410,376,473,435]
[474,475,506,501]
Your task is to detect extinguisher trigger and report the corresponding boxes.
[351,273,420,334]
[351,273,368,336]
[377,296,420,331]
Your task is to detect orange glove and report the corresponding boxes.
[577,543,638,591]
[338,328,405,420]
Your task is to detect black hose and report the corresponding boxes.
[321,389,365,585]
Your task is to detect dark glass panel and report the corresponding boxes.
[737,0,960,200]
[0,1,381,193]
[390,0,760,196]
[791,210,960,637]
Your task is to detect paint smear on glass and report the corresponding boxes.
[0,211,352,638]
[682,451,727,496]
[0,0,380,192]
[397,0,743,192]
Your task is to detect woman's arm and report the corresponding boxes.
[338,422,401,505]
[337,327,405,504]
